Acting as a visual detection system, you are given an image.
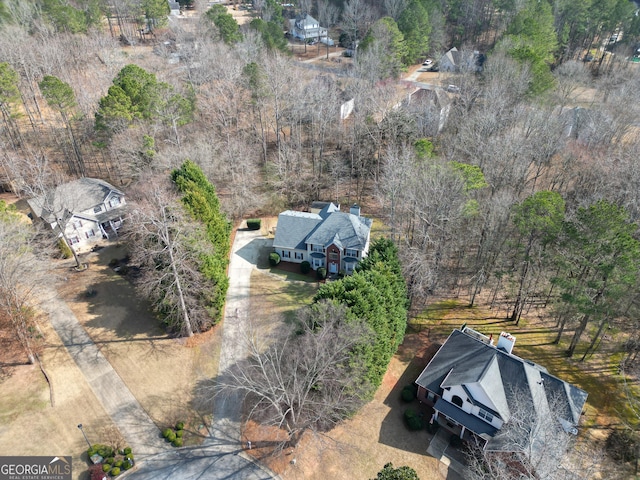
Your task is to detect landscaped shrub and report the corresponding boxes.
[316,267,327,280]
[102,464,111,472]
[58,238,73,258]
[89,444,114,459]
[123,447,132,455]
[103,457,114,465]
[124,454,134,461]
[172,437,183,447]
[110,466,120,476]
[89,464,106,480]
[404,408,423,431]
[401,384,417,402]
[123,460,133,470]
[176,429,184,437]
[269,252,280,266]
[300,261,311,274]
[175,421,185,430]
[606,429,639,462]
[246,219,261,230]
[114,460,123,468]
[166,431,177,442]
[163,428,173,439]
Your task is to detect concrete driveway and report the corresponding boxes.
[121,226,277,479]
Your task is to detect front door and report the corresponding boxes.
[329,262,338,274]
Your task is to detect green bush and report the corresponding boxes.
[172,437,183,447]
[404,408,424,431]
[300,260,311,274]
[104,457,114,465]
[316,267,327,280]
[58,238,73,258]
[123,461,133,470]
[91,444,114,459]
[163,428,173,438]
[175,421,185,430]
[166,431,177,442]
[606,429,639,462]
[103,464,111,473]
[401,384,417,402]
[110,466,120,476]
[176,429,184,437]
[114,460,123,468]
[123,447,132,455]
[269,252,280,266]
[246,219,261,230]
[124,454,134,461]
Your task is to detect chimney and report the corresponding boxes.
[350,204,361,216]
[497,332,516,354]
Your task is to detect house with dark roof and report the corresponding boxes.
[27,178,125,251]
[416,327,587,465]
[272,203,372,275]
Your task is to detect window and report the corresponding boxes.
[94,205,103,214]
[329,252,338,260]
[85,229,95,238]
[282,250,291,258]
[109,196,121,207]
[478,409,494,423]
[295,252,304,260]
[312,244,324,253]
[72,219,83,228]
[451,395,463,408]
[69,236,80,245]
[345,249,358,258]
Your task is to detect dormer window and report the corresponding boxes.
[451,395,463,408]
[94,205,103,214]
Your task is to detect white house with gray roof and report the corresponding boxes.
[289,13,329,42]
[27,178,125,252]
[416,327,587,472]
[272,203,372,275]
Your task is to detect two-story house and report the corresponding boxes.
[289,13,329,43]
[415,327,587,464]
[27,177,126,251]
[272,203,372,275]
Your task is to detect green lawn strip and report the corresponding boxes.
[250,270,318,322]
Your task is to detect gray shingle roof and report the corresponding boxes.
[416,329,588,451]
[27,178,123,223]
[273,203,372,252]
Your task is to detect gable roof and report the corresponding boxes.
[295,13,320,28]
[416,329,588,450]
[27,178,123,223]
[273,203,372,251]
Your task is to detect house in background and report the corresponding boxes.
[415,327,587,473]
[289,13,332,44]
[27,178,126,252]
[272,203,372,275]
[439,47,485,73]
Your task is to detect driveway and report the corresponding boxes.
[120,225,277,479]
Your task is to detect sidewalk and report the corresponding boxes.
[41,290,166,457]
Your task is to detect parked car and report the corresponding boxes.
[583,53,594,62]
[446,84,460,93]
[422,59,433,66]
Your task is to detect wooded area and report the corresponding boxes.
[1,0,640,476]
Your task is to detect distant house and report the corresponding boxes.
[289,13,330,43]
[439,47,484,73]
[27,178,126,251]
[272,203,372,275]
[416,327,587,471]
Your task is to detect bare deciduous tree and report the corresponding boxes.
[214,301,374,448]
